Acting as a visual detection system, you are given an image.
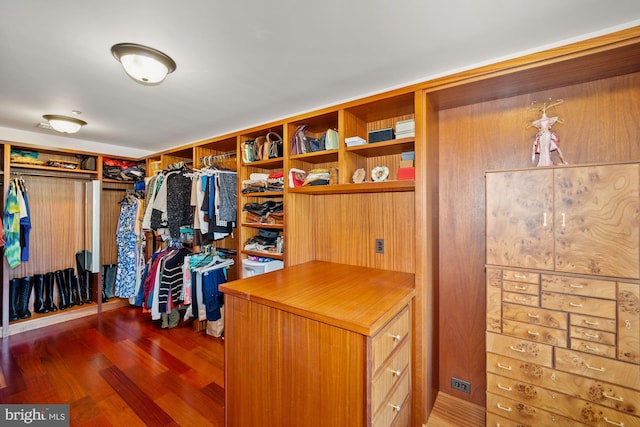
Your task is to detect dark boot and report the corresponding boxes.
[55,270,70,310]
[9,278,20,321]
[43,272,58,312]
[64,268,80,306]
[32,274,48,314]
[104,264,117,299]
[101,265,110,303]
[81,270,93,304]
[17,276,33,319]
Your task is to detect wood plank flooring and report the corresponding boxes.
[0,305,225,426]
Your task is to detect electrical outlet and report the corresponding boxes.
[451,377,471,393]
[375,239,384,254]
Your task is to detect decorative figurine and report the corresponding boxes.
[529,99,568,167]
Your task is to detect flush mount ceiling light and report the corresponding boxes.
[111,43,176,85]
[42,114,87,134]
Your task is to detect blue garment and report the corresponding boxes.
[202,268,226,321]
[19,182,31,262]
[115,199,139,298]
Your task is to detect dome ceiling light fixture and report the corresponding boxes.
[111,42,177,85]
[42,114,87,134]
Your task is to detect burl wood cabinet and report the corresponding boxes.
[219,261,415,427]
[485,163,640,427]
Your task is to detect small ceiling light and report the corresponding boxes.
[42,114,87,134]
[111,43,176,85]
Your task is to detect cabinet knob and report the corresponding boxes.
[389,403,401,412]
[389,368,402,377]
[389,333,402,341]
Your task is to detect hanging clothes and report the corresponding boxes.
[3,178,22,268]
[17,178,32,262]
[115,191,145,299]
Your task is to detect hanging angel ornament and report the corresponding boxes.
[529,99,568,167]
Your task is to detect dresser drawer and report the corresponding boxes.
[618,282,640,364]
[502,319,567,347]
[541,275,616,299]
[486,412,536,427]
[372,371,409,427]
[371,339,410,416]
[555,348,640,391]
[486,332,553,367]
[503,270,539,284]
[503,303,567,330]
[570,326,616,346]
[503,291,539,307]
[371,306,410,374]
[570,339,616,358]
[503,280,538,295]
[541,292,616,319]
[571,313,617,333]
[486,393,586,427]
[487,352,640,415]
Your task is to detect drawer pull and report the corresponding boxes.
[527,313,540,319]
[389,403,401,412]
[584,332,600,339]
[603,392,624,402]
[496,403,512,412]
[543,213,548,227]
[389,368,402,377]
[527,330,540,336]
[497,363,512,371]
[514,285,527,290]
[569,302,583,308]
[584,319,600,326]
[603,417,624,427]
[585,345,600,352]
[389,333,402,341]
[514,274,528,279]
[509,345,525,353]
[569,283,584,289]
[497,383,512,392]
[586,364,605,372]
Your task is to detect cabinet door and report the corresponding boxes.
[554,164,640,278]
[486,169,554,269]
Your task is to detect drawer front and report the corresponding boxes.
[371,339,410,415]
[503,303,567,330]
[502,319,567,347]
[503,291,539,307]
[372,372,409,427]
[372,306,410,374]
[487,353,640,415]
[486,332,553,367]
[555,348,640,391]
[618,282,640,364]
[541,292,616,319]
[486,393,586,427]
[487,269,502,333]
[503,280,538,295]
[570,326,616,346]
[503,270,539,284]
[570,339,617,358]
[541,275,616,299]
[571,313,617,333]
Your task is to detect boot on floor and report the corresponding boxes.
[17,276,33,319]
[9,278,20,321]
[55,269,70,310]
[80,270,93,304]
[64,268,81,307]
[32,274,48,314]
[44,272,58,312]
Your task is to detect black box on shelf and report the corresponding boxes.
[368,128,395,143]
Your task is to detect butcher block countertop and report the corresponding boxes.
[219,261,415,336]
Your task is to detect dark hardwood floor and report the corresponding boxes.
[0,305,225,426]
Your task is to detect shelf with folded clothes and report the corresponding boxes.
[345,136,414,157]
[288,180,414,194]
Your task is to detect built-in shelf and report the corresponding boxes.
[346,137,414,157]
[288,180,414,194]
[241,250,284,260]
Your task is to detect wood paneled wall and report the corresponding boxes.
[436,72,640,405]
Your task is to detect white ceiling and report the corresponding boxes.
[1,1,640,158]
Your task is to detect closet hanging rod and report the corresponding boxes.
[9,169,96,180]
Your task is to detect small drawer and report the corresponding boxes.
[570,338,616,358]
[541,292,616,319]
[503,291,539,307]
[570,326,616,346]
[541,275,616,299]
[503,280,538,295]
[371,306,410,374]
[486,412,536,427]
[555,348,640,391]
[503,303,567,330]
[372,371,409,427]
[618,282,639,364]
[371,339,410,415]
[503,270,539,284]
[502,319,567,347]
[486,393,586,427]
[570,313,617,333]
[486,332,553,367]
